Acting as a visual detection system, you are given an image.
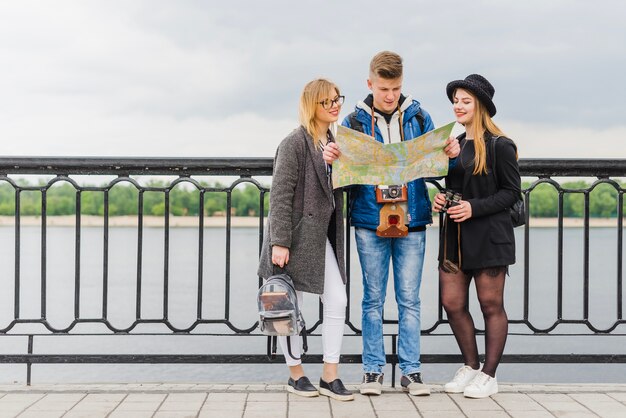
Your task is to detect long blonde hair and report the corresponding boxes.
[461,90,515,175]
[298,79,339,147]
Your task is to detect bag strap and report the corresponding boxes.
[491,136,523,201]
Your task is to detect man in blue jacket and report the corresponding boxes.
[323,51,459,396]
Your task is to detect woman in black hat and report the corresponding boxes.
[432,74,521,398]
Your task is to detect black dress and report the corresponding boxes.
[438,133,520,272]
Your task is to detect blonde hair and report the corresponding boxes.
[370,51,403,80]
[298,79,340,147]
[458,89,516,175]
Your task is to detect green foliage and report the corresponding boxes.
[528,183,558,217]
[0,180,269,217]
[0,179,623,218]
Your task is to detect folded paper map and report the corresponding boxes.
[332,122,455,188]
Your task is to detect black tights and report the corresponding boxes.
[439,267,508,377]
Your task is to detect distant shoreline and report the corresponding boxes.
[0,215,623,228]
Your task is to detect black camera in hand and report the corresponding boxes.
[442,189,462,212]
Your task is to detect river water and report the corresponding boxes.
[0,225,624,384]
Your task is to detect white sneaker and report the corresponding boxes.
[443,365,480,393]
[463,371,498,398]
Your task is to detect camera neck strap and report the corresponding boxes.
[370,105,404,143]
[443,215,462,270]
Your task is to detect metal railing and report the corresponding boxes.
[0,157,624,385]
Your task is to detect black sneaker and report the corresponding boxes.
[401,372,430,396]
[319,378,354,401]
[360,372,383,395]
[287,376,319,397]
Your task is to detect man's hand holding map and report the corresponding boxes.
[331,122,456,189]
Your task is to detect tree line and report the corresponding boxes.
[0,180,624,218]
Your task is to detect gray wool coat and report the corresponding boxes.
[257,126,346,295]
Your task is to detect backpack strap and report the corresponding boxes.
[415,108,425,134]
[348,112,364,133]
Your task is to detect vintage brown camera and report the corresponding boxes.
[376,203,408,238]
[376,184,407,203]
[442,189,462,212]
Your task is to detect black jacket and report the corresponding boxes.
[445,133,521,270]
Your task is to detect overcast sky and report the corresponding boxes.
[0,0,625,159]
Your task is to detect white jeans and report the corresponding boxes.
[278,239,347,366]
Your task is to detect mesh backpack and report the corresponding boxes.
[257,273,307,360]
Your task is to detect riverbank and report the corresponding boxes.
[0,215,623,228]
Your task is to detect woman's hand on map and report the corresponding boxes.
[323,142,341,164]
[444,136,460,158]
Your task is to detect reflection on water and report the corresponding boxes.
[0,225,624,384]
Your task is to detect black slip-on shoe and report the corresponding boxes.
[287,376,319,397]
[319,378,354,401]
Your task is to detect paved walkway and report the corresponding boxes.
[0,383,625,418]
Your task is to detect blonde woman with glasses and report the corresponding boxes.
[257,78,353,401]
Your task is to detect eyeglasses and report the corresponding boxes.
[318,95,345,109]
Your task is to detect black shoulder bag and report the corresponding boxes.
[490,136,525,228]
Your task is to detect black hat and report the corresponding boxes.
[446,74,496,117]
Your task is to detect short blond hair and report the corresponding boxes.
[370,51,403,79]
[298,79,339,146]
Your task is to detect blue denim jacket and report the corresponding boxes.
[341,98,453,230]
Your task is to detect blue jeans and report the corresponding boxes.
[355,227,426,376]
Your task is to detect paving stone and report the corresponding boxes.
[206,392,248,402]
[243,412,288,418]
[17,412,65,418]
[331,411,376,418]
[245,384,269,391]
[63,412,109,418]
[532,400,592,414]
[124,393,167,402]
[164,392,207,402]
[376,412,425,418]
[108,412,155,418]
[80,393,126,402]
[0,393,45,403]
[247,392,287,402]
[451,394,505,412]
[464,412,511,418]
[288,400,331,412]
[492,393,546,411]
[568,394,626,418]
[420,412,465,418]
[507,412,555,418]
[288,412,331,418]
[153,412,198,418]
[199,411,243,418]
[244,401,286,413]
[67,402,118,412]
[413,394,461,412]
[158,401,203,412]
[607,392,626,402]
[370,393,416,411]
[26,400,83,411]
[288,396,328,404]
[114,402,161,411]
[201,401,245,411]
